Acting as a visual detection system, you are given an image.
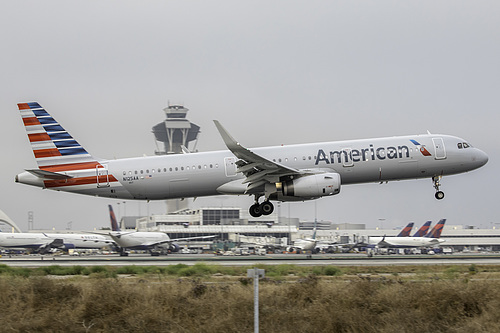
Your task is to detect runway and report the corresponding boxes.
[2,253,500,267]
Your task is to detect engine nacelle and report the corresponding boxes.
[277,173,341,199]
[169,243,180,252]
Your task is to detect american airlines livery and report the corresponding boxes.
[15,102,488,218]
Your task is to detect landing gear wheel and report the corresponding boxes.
[435,191,445,200]
[432,176,444,200]
[260,201,274,215]
[249,203,263,217]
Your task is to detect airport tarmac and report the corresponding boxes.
[1,253,500,267]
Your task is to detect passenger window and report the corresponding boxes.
[458,143,463,149]
[463,143,470,148]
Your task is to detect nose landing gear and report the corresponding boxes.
[433,176,445,200]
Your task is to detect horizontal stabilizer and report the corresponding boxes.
[26,169,73,180]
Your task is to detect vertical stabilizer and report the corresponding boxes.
[108,205,121,232]
[425,219,446,238]
[17,102,98,170]
[396,222,414,237]
[413,221,432,237]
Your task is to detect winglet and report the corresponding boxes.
[213,120,241,152]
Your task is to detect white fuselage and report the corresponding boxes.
[0,233,112,250]
[369,236,445,248]
[44,233,113,249]
[16,134,488,201]
[293,238,318,251]
[109,231,170,250]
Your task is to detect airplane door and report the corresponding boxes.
[96,165,110,188]
[224,157,237,177]
[432,138,446,160]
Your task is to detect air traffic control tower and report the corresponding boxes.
[152,104,200,155]
[152,104,200,213]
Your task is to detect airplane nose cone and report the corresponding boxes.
[476,149,489,168]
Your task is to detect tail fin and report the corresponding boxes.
[413,221,432,237]
[17,102,98,170]
[108,205,121,232]
[396,222,414,237]
[425,219,446,238]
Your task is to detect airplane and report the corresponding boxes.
[368,219,447,248]
[396,222,414,237]
[0,232,113,254]
[15,102,488,218]
[0,232,64,254]
[288,229,319,253]
[107,205,214,256]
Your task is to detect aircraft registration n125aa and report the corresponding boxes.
[15,102,488,217]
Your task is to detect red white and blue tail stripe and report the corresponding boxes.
[18,102,97,169]
[17,102,120,192]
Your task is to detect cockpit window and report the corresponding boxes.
[458,142,471,149]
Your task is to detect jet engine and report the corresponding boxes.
[274,173,341,200]
[169,243,180,252]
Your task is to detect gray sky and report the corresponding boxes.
[0,1,498,231]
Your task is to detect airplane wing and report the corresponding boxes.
[376,236,394,248]
[214,120,302,193]
[169,235,216,242]
[142,236,216,248]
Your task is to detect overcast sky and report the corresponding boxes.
[0,1,498,231]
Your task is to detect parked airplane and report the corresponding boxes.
[0,233,64,254]
[0,232,113,254]
[288,237,319,253]
[107,205,214,256]
[369,219,447,248]
[15,102,488,218]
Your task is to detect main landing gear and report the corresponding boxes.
[433,176,445,200]
[249,195,274,218]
